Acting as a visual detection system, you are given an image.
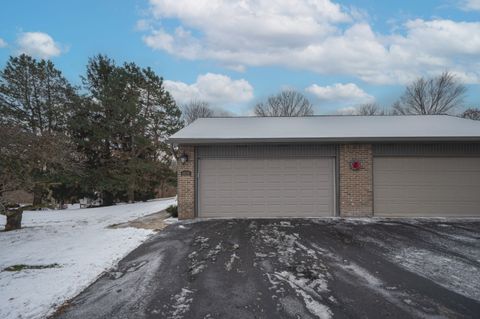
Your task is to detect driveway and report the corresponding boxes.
[56,219,480,319]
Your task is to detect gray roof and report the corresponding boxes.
[169,115,480,144]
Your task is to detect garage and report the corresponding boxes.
[374,156,480,217]
[198,157,335,218]
[195,144,336,218]
[170,116,480,219]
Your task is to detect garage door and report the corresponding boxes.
[374,157,480,217]
[198,158,335,218]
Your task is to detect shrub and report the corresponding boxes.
[166,205,178,218]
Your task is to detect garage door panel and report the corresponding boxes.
[198,158,334,218]
[374,157,480,217]
[378,185,479,197]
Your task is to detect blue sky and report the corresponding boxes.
[0,0,479,114]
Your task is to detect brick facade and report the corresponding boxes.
[177,143,375,219]
[339,144,373,217]
[177,145,195,219]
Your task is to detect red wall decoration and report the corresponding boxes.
[350,160,362,171]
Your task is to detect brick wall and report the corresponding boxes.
[339,144,373,217]
[177,145,195,219]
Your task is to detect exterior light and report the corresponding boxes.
[179,153,189,164]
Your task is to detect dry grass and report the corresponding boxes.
[108,210,170,232]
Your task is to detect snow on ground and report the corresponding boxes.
[352,220,480,302]
[0,198,176,319]
[250,221,333,319]
[392,247,480,301]
[169,288,195,319]
[271,271,332,319]
[164,217,179,224]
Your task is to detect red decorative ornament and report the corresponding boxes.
[350,160,362,171]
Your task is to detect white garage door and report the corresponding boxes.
[374,157,480,217]
[198,158,335,218]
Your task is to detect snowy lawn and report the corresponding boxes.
[0,198,176,319]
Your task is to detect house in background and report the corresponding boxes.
[169,115,480,219]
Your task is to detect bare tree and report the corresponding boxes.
[182,100,214,124]
[254,90,314,116]
[393,72,466,115]
[356,103,384,115]
[1,125,84,230]
[461,108,480,120]
[0,127,32,230]
[0,126,34,209]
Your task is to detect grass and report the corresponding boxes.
[3,263,61,272]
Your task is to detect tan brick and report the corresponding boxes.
[177,145,195,219]
[339,144,373,217]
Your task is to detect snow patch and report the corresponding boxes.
[190,263,206,275]
[193,236,209,249]
[187,250,206,276]
[164,217,179,224]
[279,221,293,227]
[338,262,383,287]
[392,247,480,301]
[225,252,240,271]
[168,288,194,319]
[272,271,331,319]
[252,223,331,319]
[206,242,223,261]
[188,237,224,276]
[0,198,175,319]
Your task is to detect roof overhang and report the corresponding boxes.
[168,115,480,145]
[169,136,480,145]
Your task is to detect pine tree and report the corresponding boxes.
[71,55,182,204]
[0,54,77,133]
[0,54,82,208]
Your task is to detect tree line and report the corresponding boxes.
[0,54,183,216]
[183,72,479,121]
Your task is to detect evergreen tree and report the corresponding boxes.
[71,55,182,204]
[0,54,82,207]
[0,54,77,133]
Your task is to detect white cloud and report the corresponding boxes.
[17,32,63,59]
[143,0,350,63]
[0,38,7,48]
[143,29,174,51]
[385,19,480,83]
[164,73,254,106]
[135,19,151,31]
[225,64,246,73]
[461,0,480,11]
[141,0,480,84]
[306,83,374,105]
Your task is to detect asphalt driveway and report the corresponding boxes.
[56,218,480,319]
